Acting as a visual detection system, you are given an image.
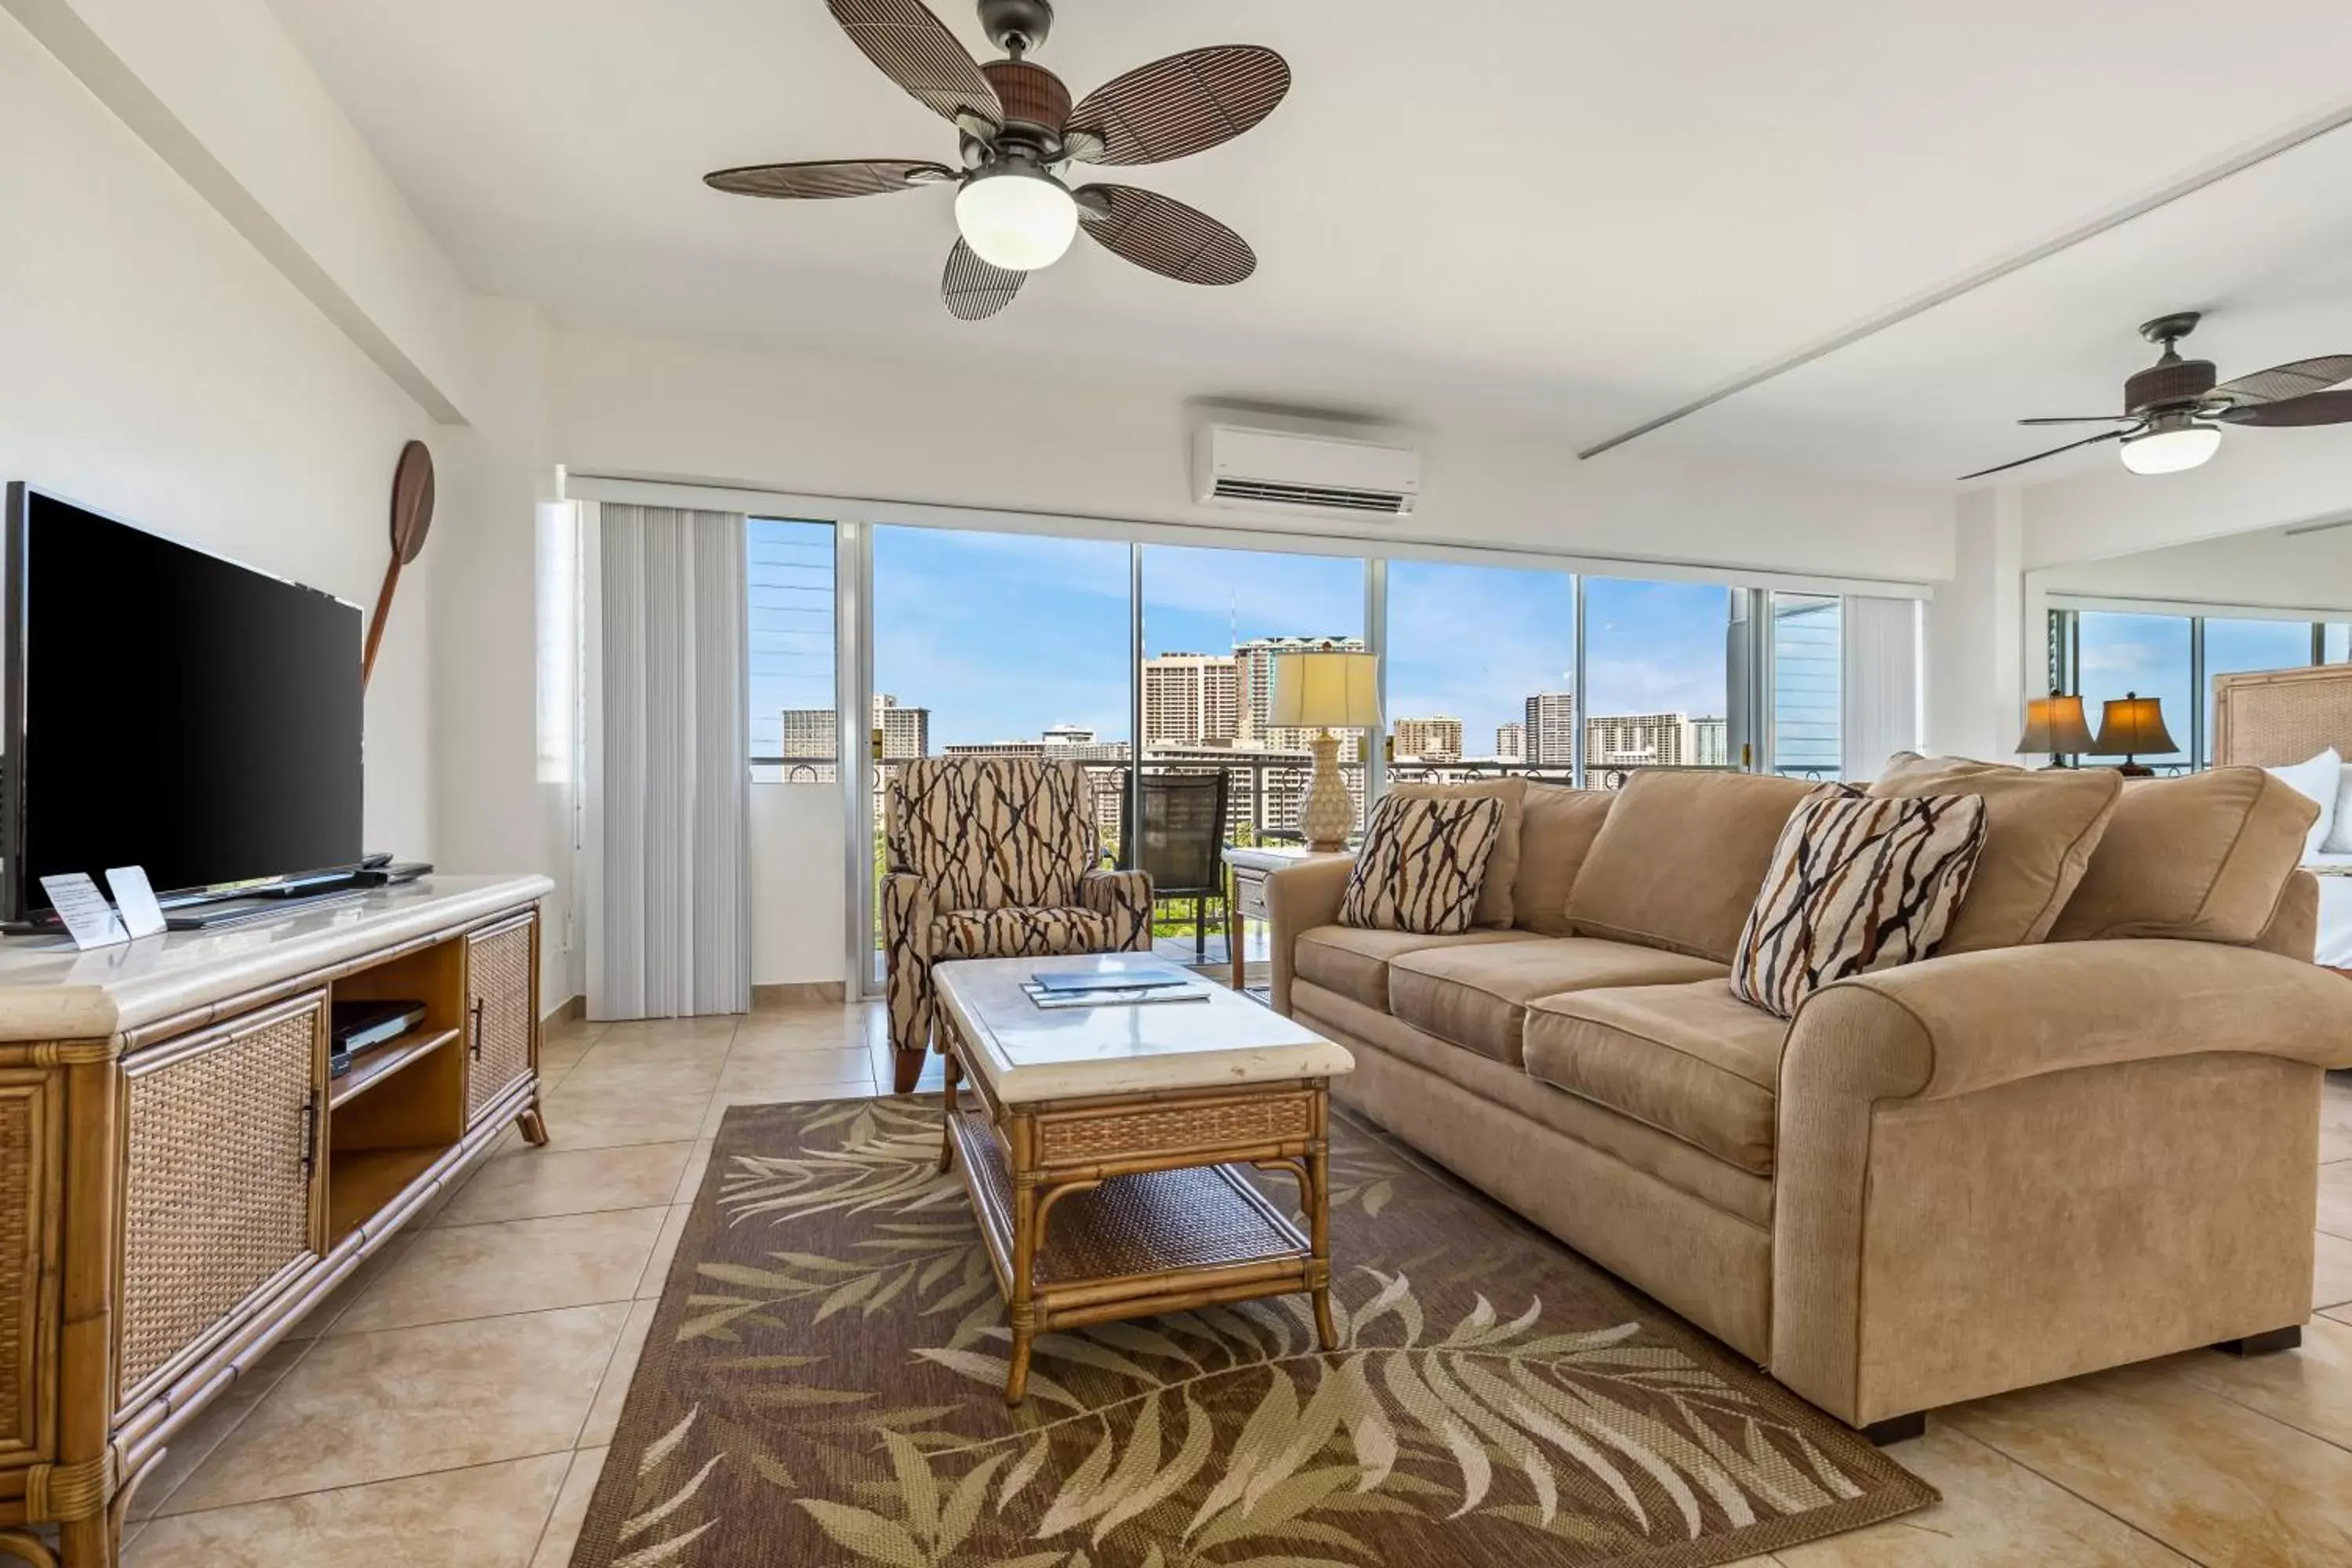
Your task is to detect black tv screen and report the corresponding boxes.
[3,485,364,918]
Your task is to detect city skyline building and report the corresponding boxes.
[1495,721,1526,763]
[1523,691,1577,766]
[1391,715,1464,761]
[1140,652,1241,748]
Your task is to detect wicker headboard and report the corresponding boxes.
[2213,665,2352,768]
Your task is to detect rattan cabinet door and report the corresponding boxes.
[466,913,535,1121]
[118,992,325,1410]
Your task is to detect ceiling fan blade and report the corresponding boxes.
[1076,185,1255,285]
[2017,415,2136,426]
[704,159,955,199]
[942,238,1023,321]
[1065,45,1290,165]
[2215,389,2352,427]
[1957,427,2129,482]
[2207,354,2352,407]
[826,0,1001,129]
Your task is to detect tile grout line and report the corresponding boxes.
[148,1445,583,1526]
[1941,1412,2230,1567]
[129,1325,330,1525]
[521,1447,586,1568]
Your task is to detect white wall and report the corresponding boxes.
[2035,522,2352,615]
[0,7,440,855]
[2023,425,2352,572]
[552,329,1959,585]
[1926,488,2027,760]
[750,787,848,988]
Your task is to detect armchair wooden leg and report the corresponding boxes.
[2215,1326,2300,1356]
[892,1047,927,1095]
[1857,1412,1926,1446]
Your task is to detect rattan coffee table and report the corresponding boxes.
[931,954,1355,1404]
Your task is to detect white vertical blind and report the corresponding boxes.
[586,503,752,1018]
[1844,596,1922,780]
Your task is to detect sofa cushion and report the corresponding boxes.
[1389,938,1730,1067]
[1732,792,1987,1019]
[2049,768,2318,945]
[1511,784,1614,937]
[1292,925,1544,1013]
[1867,764,2120,952]
[1877,751,2016,784]
[1390,776,1527,927]
[1565,771,1819,962]
[1523,981,1789,1174]
[1339,795,1507,935]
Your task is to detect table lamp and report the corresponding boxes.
[1270,646,1381,852]
[2091,691,2176,778]
[2013,689,2096,769]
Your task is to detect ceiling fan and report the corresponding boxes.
[1960,314,2352,481]
[704,0,1288,321]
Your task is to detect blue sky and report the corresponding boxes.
[751,521,1737,754]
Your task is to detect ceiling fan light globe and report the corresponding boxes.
[954,169,1078,272]
[2118,420,2222,476]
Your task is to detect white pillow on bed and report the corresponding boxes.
[2264,748,2341,858]
[2326,762,2352,855]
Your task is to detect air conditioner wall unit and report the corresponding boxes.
[1190,422,1421,518]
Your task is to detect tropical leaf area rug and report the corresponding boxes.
[572,1095,1934,1568]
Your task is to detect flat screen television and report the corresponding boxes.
[2,485,365,919]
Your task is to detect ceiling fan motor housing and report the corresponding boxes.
[2125,358,2216,414]
[981,59,1072,137]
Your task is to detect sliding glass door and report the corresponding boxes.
[1582,578,1737,786]
[866,527,1132,981]
[1385,560,1577,782]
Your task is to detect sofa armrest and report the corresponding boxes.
[1786,938,2352,1105]
[1080,867,1154,952]
[2253,869,2319,962]
[1263,857,1356,1016]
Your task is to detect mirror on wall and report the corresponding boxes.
[2026,520,2352,773]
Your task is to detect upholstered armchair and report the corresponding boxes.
[883,757,1152,1091]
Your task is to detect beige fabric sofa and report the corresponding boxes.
[1267,766,2352,1435]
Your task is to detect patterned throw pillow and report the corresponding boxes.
[1338,795,1506,935]
[1731,792,1988,1019]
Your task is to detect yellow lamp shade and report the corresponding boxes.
[1270,649,1381,729]
[2015,692,2096,754]
[2092,691,2177,757]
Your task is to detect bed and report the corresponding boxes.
[2214,664,2352,967]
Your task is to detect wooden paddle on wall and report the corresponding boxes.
[362,440,435,688]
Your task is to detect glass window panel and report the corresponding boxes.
[1582,579,1734,788]
[2075,612,2191,771]
[747,518,836,785]
[2326,623,2350,662]
[1770,593,1842,781]
[870,527,1132,973]
[1385,560,1577,786]
[2200,616,2316,768]
[1140,545,1366,848]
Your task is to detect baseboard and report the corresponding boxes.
[752,981,848,1008]
[540,993,586,1027]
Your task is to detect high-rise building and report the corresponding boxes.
[1587,712,1694,769]
[780,692,928,768]
[1142,653,1240,748]
[1495,722,1526,762]
[1391,716,1464,761]
[1690,716,1730,767]
[1236,636,1366,745]
[781,706,835,762]
[1523,691,1577,766]
[1042,724,1096,747]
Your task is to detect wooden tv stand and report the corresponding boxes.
[0,873,553,1567]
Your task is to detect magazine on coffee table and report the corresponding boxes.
[1021,981,1211,1011]
[1029,967,1196,995]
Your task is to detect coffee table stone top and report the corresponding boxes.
[931,954,1354,1105]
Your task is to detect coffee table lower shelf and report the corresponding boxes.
[943,1092,1327,1403]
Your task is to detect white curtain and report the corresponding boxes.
[586,504,752,1019]
[1845,596,1923,780]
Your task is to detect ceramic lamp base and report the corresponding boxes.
[1300,729,1354,853]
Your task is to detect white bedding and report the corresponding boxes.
[2307,853,2352,967]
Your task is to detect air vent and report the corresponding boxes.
[1209,478,1413,515]
[1192,422,1420,519]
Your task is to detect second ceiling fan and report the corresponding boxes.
[706,0,1289,321]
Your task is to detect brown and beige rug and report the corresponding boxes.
[572,1096,1934,1568]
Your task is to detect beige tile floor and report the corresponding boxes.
[107,1018,2352,1568]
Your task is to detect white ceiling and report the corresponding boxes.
[264,0,2352,487]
